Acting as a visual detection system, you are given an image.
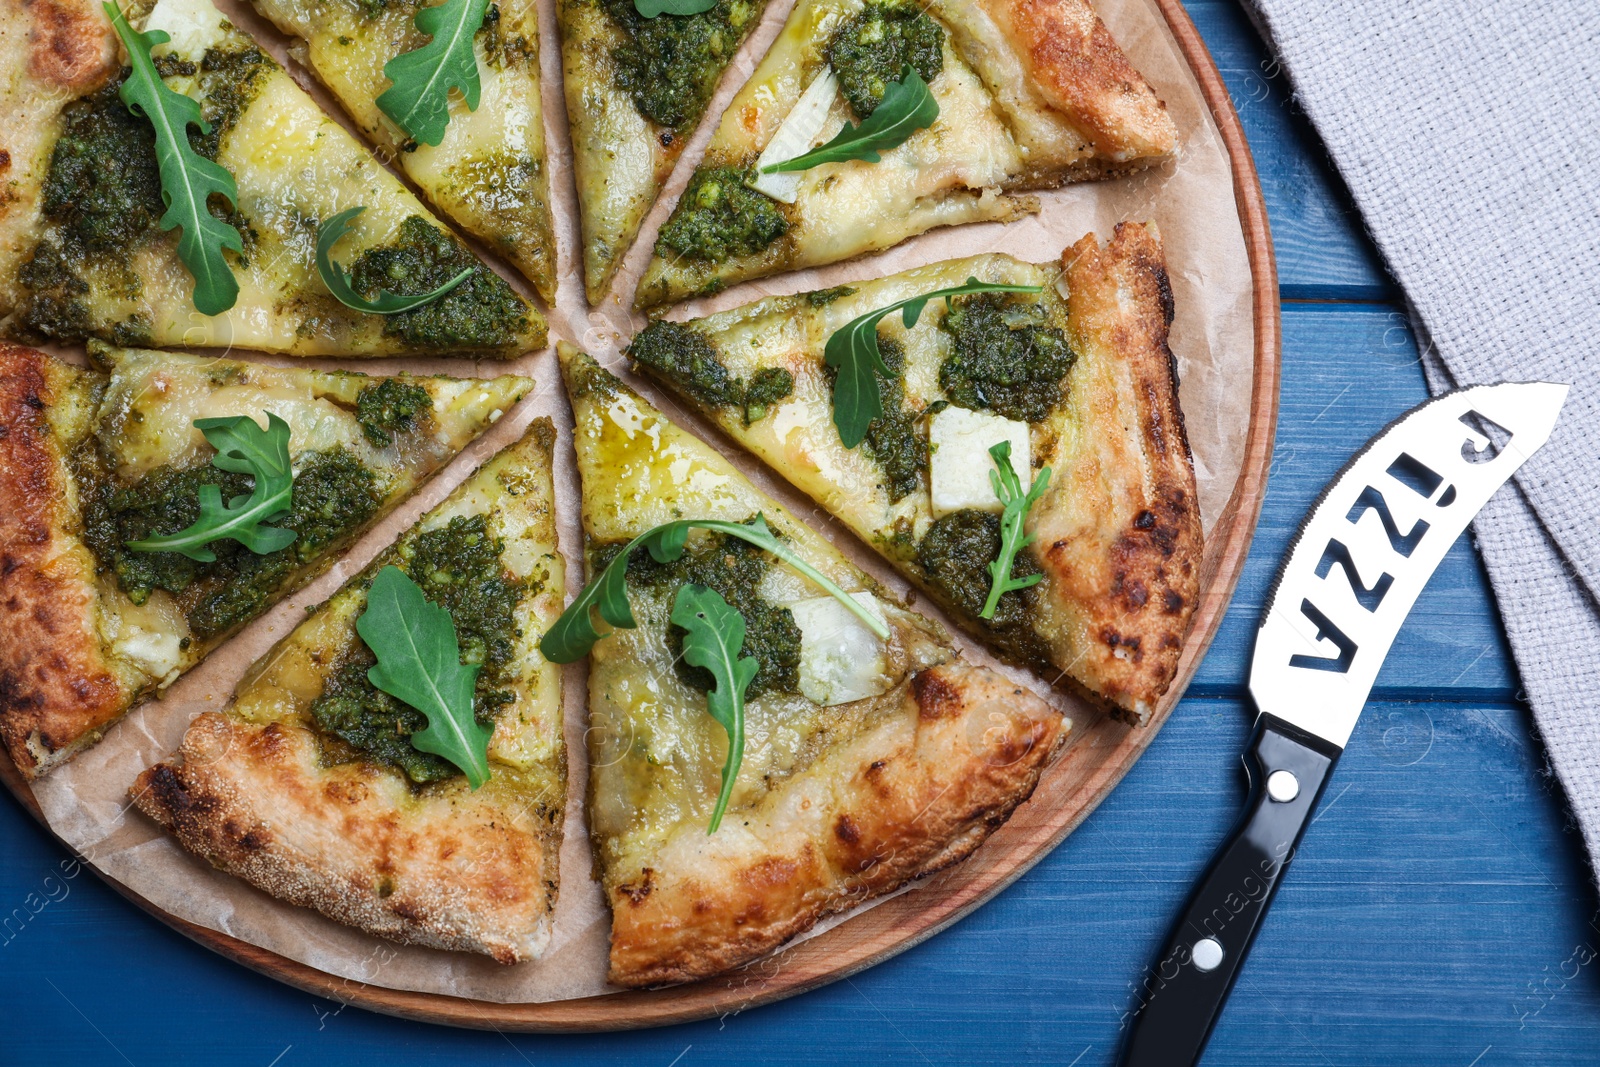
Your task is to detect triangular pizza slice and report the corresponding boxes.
[625,223,1201,723]
[558,344,1066,986]
[635,0,1177,307]
[0,0,545,356]
[246,0,557,303]
[558,0,773,304]
[134,421,565,963]
[0,341,531,777]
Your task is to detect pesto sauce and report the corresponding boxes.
[602,0,758,130]
[915,509,1050,665]
[823,333,926,502]
[77,446,384,638]
[615,523,802,698]
[938,293,1075,423]
[477,4,536,70]
[654,165,788,263]
[310,513,527,784]
[627,319,793,424]
[347,216,528,349]
[825,0,945,118]
[805,285,856,307]
[356,378,433,446]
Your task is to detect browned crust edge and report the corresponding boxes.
[133,714,556,965]
[605,663,1067,987]
[1045,221,1203,723]
[0,342,127,778]
[981,0,1179,164]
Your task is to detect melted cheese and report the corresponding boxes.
[252,0,556,300]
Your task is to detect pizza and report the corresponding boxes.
[634,0,1177,307]
[0,340,531,778]
[625,223,1201,723]
[0,0,546,356]
[134,421,565,963]
[559,343,1066,986]
[246,0,558,303]
[557,0,772,304]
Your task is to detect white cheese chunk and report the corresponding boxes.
[143,0,225,61]
[750,69,841,204]
[929,407,1031,519]
[790,593,891,707]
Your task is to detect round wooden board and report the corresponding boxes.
[1,0,1280,1032]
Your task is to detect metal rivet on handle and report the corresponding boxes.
[1267,769,1300,803]
[1192,938,1225,972]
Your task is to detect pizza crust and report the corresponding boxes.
[0,343,128,776]
[135,713,557,964]
[1032,223,1201,723]
[606,662,1064,987]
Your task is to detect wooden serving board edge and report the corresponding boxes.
[0,0,1281,1033]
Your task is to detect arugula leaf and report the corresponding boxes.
[315,207,473,314]
[671,585,759,832]
[376,0,490,147]
[824,278,1043,448]
[103,3,243,316]
[541,513,889,663]
[761,65,938,174]
[981,441,1050,620]
[126,414,298,562]
[358,566,493,788]
[634,0,718,15]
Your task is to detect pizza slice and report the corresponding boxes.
[246,0,557,303]
[635,0,1177,307]
[133,421,565,963]
[0,0,546,356]
[557,0,772,304]
[625,223,1201,723]
[558,344,1067,986]
[0,341,532,778]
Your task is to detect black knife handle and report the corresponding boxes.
[1118,714,1342,1067]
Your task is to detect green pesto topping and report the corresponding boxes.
[36,79,164,256]
[347,216,528,349]
[477,3,535,69]
[938,293,1075,423]
[188,47,269,160]
[916,509,1050,665]
[828,333,925,502]
[356,378,433,446]
[310,513,526,783]
[806,285,857,307]
[603,0,759,130]
[614,524,802,698]
[655,165,788,263]
[825,0,945,118]
[627,319,793,424]
[77,447,383,638]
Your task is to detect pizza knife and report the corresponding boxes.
[1117,380,1568,1067]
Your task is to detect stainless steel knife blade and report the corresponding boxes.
[1251,381,1567,748]
[1119,381,1568,1067]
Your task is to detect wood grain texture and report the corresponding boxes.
[0,0,1281,1032]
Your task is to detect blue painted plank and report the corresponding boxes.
[1191,303,1517,701]
[1183,2,1396,302]
[2,694,1594,1065]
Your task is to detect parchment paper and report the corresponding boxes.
[29,0,1256,1004]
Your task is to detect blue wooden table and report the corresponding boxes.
[6,4,1598,1063]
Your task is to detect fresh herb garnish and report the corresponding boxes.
[357,565,493,788]
[376,0,490,147]
[981,440,1050,620]
[126,414,298,561]
[634,0,718,15]
[103,3,243,316]
[671,584,759,832]
[760,65,938,175]
[540,513,889,664]
[315,207,472,314]
[824,277,1042,448]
